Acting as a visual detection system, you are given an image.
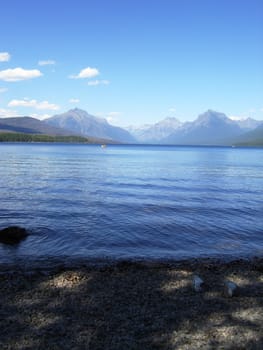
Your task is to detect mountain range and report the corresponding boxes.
[45,108,135,143]
[235,123,263,146]
[162,110,247,145]
[0,116,72,136]
[126,117,182,143]
[0,115,113,144]
[0,108,262,145]
[126,110,263,145]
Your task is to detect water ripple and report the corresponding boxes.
[0,144,263,263]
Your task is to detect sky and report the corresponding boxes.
[0,0,262,126]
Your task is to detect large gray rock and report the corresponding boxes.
[0,226,28,244]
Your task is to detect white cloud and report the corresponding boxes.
[38,60,56,66]
[0,67,42,82]
[0,52,11,62]
[108,111,121,117]
[69,98,80,103]
[168,107,176,113]
[8,98,60,110]
[0,87,8,93]
[87,79,110,86]
[0,108,18,118]
[229,108,263,121]
[105,111,121,124]
[229,115,245,121]
[0,108,51,120]
[31,113,52,120]
[70,67,99,79]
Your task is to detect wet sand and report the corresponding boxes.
[0,257,263,349]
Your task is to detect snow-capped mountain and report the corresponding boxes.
[41,108,263,145]
[2,108,262,145]
[126,117,182,143]
[163,110,244,145]
[45,108,135,143]
[234,123,263,146]
[234,117,262,131]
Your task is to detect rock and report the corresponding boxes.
[0,226,29,244]
[252,258,263,272]
[192,275,204,292]
[223,280,238,298]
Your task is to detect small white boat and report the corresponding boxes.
[101,144,107,148]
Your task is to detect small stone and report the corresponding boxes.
[224,280,238,298]
[192,275,204,292]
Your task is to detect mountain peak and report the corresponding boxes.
[45,108,135,143]
[235,117,262,130]
[195,110,231,127]
[67,108,93,118]
[156,116,181,126]
[199,110,227,119]
[126,116,182,143]
[50,108,108,125]
[70,108,87,114]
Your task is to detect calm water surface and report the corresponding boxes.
[0,144,262,263]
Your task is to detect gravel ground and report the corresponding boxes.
[0,258,263,350]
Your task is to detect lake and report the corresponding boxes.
[0,143,262,264]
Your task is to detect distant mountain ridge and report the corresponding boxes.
[0,116,115,144]
[163,110,243,145]
[127,110,262,145]
[126,117,182,143]
[235,117,262,131]
[234,123,263,146]
[1,108,262,145]
[0,117,74,136]
[45,108,135,143]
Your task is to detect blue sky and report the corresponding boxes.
[0,0,262,126]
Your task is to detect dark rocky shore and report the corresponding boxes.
[0,257,263,349]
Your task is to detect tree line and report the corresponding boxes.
[0,133,93,143]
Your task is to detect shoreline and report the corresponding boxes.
[0,254,262,273]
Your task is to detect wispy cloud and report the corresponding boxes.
[229,115,245,121]
[8,98,60,110]
[69,67,99,79]
[31,113,52,120]
[105,111,121,124]
[0,52,11,62]
[107,111,121,118]
[0,108,18,118]
[0,108,51,120]
[69,98,80,103]
[230,108,263,121]
[168,107,176,113]
[0,87,8,93]
[87,79,110,86]
[0,68,42,82]
[38,60,56,66]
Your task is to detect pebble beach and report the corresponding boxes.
[1,257,263,349]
